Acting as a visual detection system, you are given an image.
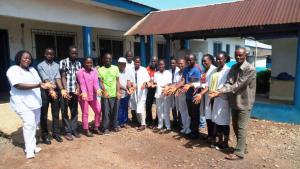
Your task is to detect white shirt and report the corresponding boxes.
[154,70,172,98]
[193,65,217,88]
[131,66,150,113]
[6,65,42,112]
[168,67,180,84]
[119,69,134,98]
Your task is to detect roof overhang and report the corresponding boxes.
[125,0,300,40]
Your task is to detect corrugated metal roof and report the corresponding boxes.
[125,0,300,36]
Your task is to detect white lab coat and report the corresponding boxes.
[131,66,150,114]
[208,65,231,125]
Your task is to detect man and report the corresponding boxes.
[169,57,180,128]
[37,48,63,144]
[181,54,202,139]
[98,53,120,134]
[146,56,158,126]
[153,60,172,131]
[125,50,134,69]
[125,50,137,123]
[59,46,81,141]
[117,57,134,128]
[210,47,256,160]
[131,57,150,131]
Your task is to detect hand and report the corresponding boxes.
[74,88,80,95]
[141,83,146,90]
[209,91,220,99]
[182,84,192,93]
[102,90,109,98]
[96,89,102,96]
[61,89,71,100]
[127,87,135,95]
[49,90,57,100]
[117,92,122,100]
[193,94,202,104]
[80,92,88,100]
[175,88,183,96]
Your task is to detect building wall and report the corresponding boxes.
[206,37,245,57]
[0,0,141,31]
[270,38,297,77]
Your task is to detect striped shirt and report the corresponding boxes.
[59,58,81,92]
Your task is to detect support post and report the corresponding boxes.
[165,37,171,68]
[140,35,146,67]
[148,35,154,63]
[82,26,92,57]
[294,30,300,108]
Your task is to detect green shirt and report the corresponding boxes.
[98,65,119,97]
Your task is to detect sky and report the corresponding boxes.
[132,0,239,10]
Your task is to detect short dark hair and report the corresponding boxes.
[68,45,77,52]
[203,53,216,66]
[218,51,231,63]
[170,57,176,62]
[133,56,140,61]
[14,50,33,67]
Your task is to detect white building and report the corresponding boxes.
[0,0,157,93]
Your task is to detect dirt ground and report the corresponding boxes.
[0,118,299,169]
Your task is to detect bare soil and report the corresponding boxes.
[0,119,299,169]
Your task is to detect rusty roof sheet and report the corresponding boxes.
[125,0,300,36]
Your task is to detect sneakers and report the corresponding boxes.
[84,129,93,137]
[26,153,35,159]
[64,133,74,141]
[185,128,191,135]
[180,128,186,134]
[34,147,42,154]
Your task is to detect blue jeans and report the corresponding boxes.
[118,95,130,126]
[199,116,206,128]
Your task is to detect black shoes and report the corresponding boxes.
[72,131,81,138]
[64,133,74,141]
[53,134,63,142]
[84,129,94,137]
[42,135,51,145]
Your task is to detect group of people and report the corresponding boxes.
[6,46,256,161]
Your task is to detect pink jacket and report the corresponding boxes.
[76,68,100,101]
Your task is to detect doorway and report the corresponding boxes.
[0,29,10,94]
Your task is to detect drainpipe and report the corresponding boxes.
[82,26,92,57]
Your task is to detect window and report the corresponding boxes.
[213,42,222,57]
[32,30,76,62]
[226,44,230,55]
[157,43,166,60]
[99,38,124,64]
[235,45,241,50]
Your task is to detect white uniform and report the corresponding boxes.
[131,66,150,125]
[169,67,179,109]
[193,65,217,119]
[208,65,231,125]
[174,71,191,133]
[154,70,172,129]
[6,65,42,155]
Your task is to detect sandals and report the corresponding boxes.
[225,154,243,160]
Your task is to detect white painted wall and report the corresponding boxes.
[270,38,297,77]
[0,0,141,31]
[206,37,245,57]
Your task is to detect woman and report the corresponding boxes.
[6,50,48,159]
[208,52,231,149]
[193,54,217,142]
[77,58,102,137]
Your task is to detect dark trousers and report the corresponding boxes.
[61,92,78,134]
[232,109,251,158]
[186,99,200,135]
[206,119,216,138]
[146,87,156,124]
[118,96,130,126]
[101,97,119,131]
[40,89,61,137]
